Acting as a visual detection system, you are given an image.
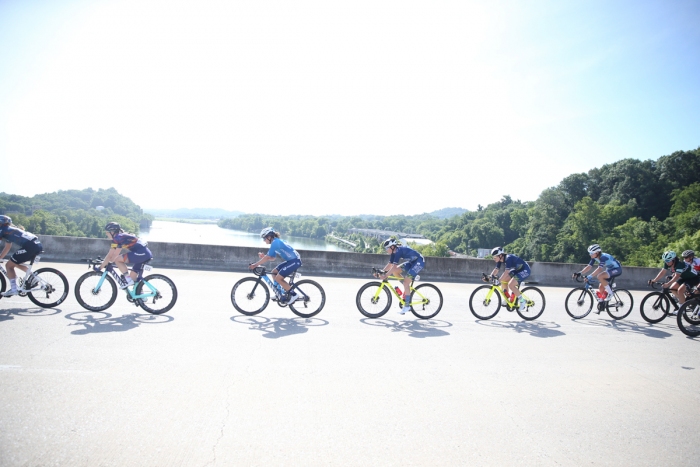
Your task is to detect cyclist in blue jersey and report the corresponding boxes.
[96,222,153,289]
[377,238,425,314]
[0,215,44,297]
[487,247,531,312]
[575,244,621,302]
[249,227,302,304]
[648,250,699,309]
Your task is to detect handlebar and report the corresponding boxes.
[250,264,267,276]
[372,267,387,278]
[81,257,105,268]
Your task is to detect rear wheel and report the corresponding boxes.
[606,289,634,320]
[639,292,670,323]
[410,283,443,319]
[356,282,391,318]
[469,285,501,320]
[516,286,546,320]
[27,268,69,308]
[289,280,325,318]
[565,287,593,319]
[137,274,178,314]
[75,271,117,311]
[677,298,700,337]
[231,277,269,316]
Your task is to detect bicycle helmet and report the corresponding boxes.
[0,215,11,226]
[587,244,602,255]
[682,249,695,258]
[260,227,276,239]
[662,250,677,263]
[382,238,398,249]
[104,222,122,234]
[490,247,505,257]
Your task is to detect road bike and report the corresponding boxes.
[74,258,177,314]
[677,297,700,337]
[355,267,443,319]
[231,266,325,318]
[639,277,690,323]
[469,273,545,321]
[0,257,69,308]
[565,273,633,320]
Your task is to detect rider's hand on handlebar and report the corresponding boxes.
[93,265,101,272]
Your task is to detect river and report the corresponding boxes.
[139,220,350,252]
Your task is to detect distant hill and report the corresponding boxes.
[427,207,467,219]
[145,208,244,219]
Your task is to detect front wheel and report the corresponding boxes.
[469,285,501,320]
[410,283,443,319]
[639,292,670,323]
[517,286,546,320]
[289,280,326,318]
[231,277,269,316]
[137,274,178,314]
[565,287,593,319]
[606,289,634,320]
[27,268,69,308]
[677,298,700,337]
[75,271,118,311]
[356,282,391,318]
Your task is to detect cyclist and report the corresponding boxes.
[0,215,43,297]
[487,247,531,312]
[649,250,699,308]
[377,238,425,315]
[249,227,301,304]
[96,222,152,289]
[575,244,621,302]
[683,249,700,274]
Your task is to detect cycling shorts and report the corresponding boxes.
[276,259,302,277]
[124,248,153,273]
[401,259,424,278]
[10,240,43,265]
[603,267,622,279]
[508,264,531,283]
[678,275,700,288]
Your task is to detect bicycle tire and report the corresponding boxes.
[565,287,593,319]
[0,274,6,297]
[469,284,501,320]
[75,271,118,311]
[606,288,634,320]
[137,274,178,314]
[289,279,325,318]
[231,277,269,315]
[639,292,670,323]
[27,268,69,308]
[677,298,700,337]
[410,283,443,319]
[356,281,391,318]
[516,286,546,320]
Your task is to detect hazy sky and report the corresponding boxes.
[1,0,698,215]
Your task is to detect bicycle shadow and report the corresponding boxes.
[359,318,452,338]
[575,318,673,339]
[65,311,174,335]
[474,319,565,338]
[0,306,63,322]
[230,316,329,339]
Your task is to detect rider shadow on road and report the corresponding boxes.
[230,316,329,339]
[577,318,673,339]
[0,306,62,322]
[359,318,452,338]
[65,311,174,335]
[475,319,565,338]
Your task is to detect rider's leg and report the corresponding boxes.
[598,271,610,296]
[508,277,521,297]
[271,269,291,292]
[114,255,129,275]
[670,283,684,304]
[677,283,688,304]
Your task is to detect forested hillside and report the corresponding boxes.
[0,188,152,237]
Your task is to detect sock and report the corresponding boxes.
[605,285,612,295]
[9,278,17,291]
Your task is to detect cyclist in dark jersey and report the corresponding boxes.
[649,250,699,309]
[488,247,531,312]
[377,238,425,314]
[96,222,153,289]
[0,215,44,297]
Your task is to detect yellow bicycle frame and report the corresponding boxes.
[483,281,533,308]
[373,274,428,307]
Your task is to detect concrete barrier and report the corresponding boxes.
[25,235,660,290]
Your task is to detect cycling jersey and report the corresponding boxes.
[686,258,700,274]
[389,246,424,265]
[664,257,698,280]
[111,232,149,253]
[0,225,39,247]
[589,253,621,271]
[267,238,301,261]
[495,254,528,273]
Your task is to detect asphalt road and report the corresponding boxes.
[1,262,698,466]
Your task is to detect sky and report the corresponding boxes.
[0,0,698,216]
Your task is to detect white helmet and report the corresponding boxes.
[587,244,602,255]
[490,247,504,257]
[382,238,398,249]
[260,227,276,239]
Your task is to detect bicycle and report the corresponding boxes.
[74,258,178,314]
[469,273,545,321]
[231,266,325,318]
[565,273,633,320]
[0,257,69,308]
[639,277,692,323]
[355,267,443,319]
[677,297,700,337]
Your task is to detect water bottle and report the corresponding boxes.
[504,289,511,301]
[395,286,402,296]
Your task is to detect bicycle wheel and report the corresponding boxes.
[677,298,700,337]
[517,286,546,320]
[27,268,69,308]
[356,281,391,318]
[289,279,325,318]
[565,287,593,319]
[137,274,178,314]
[75,271,118,312]
[606,289,634,320]
[639,292,670,323]
[469,285,501,320]
[410,283,443,319]
[231,277,269,316]
[0,274,6,297]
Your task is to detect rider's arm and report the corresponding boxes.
[589,266,604,278]
[100,248,122,269]
[664,273,680,288]
[250,255,275,268]
[651,269,666,283]
[0,242,11,260]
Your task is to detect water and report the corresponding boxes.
[140,220,349,252]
